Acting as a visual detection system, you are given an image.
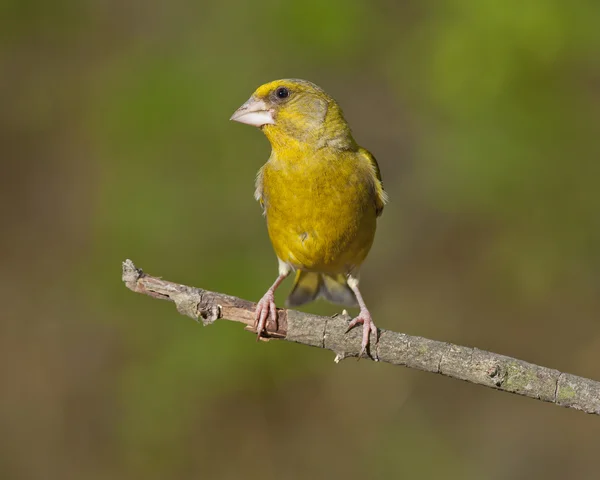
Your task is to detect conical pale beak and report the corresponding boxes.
[230,97,275,127]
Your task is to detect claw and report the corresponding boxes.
[346,309,378,360]
[254,290,277,340]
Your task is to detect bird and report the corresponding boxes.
[230,79,387,357]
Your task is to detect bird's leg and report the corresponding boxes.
[255,271,289,340]
[346,275,378,359]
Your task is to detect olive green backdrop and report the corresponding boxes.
[2,1,600,479]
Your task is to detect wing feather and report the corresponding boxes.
[255,165,265,212]
[359,148,388,216]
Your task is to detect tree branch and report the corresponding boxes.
[121,259,600,415]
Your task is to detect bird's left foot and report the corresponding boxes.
[346,309,378,359]
[254,290,278,340]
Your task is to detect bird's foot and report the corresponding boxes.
[254,290,278,340]
[346,309,378,359]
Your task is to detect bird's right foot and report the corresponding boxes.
[254,290,278,340]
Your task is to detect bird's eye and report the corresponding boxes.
[275,87,290,99]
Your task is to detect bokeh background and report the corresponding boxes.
[2,1,600,478]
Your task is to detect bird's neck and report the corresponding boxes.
[262,118,357,157]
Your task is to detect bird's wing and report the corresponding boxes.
[359,148,388,217]
[254,165,266,212]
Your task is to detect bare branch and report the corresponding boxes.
[122,259,600,415]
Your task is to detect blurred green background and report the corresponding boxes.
[2,0,600,478]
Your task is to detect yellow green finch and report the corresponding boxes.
[230,79,387,356]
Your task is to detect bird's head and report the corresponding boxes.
[230,79,356,150]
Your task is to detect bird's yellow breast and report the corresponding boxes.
[260,148,378,274]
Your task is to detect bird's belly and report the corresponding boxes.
[266,199,377,274]
[261,152,380,274]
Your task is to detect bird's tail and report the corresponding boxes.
[285,271,358,308]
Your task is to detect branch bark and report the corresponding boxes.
[122,259,600,416]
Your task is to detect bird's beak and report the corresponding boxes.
[230,97,275,127]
